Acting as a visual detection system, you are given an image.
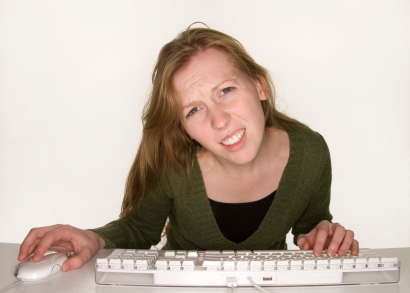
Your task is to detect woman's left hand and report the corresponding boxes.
[297,220,359,257]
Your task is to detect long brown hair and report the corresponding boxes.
[119,26,304,219]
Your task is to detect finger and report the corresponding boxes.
[18,225,63,261]
[18,238,40,261]
[350,239,359,256]
[62,248,93,271]
[334,229,354,256]
[26,238,42,259]
[313,224,330,256]
[297,235,311,250]
[327,225,346,256]
[52,242,75,253]
[32,225,72,261]
[297,226,319,249]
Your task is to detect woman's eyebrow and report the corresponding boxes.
[182,76,238,109]
[211,77,236,93]
[182,100,201,109]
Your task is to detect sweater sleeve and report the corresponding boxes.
[291,134,333,246]
[88,178,172,249]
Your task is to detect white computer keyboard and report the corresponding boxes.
[95,249,400,287]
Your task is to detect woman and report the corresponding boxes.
[18,26,358,272]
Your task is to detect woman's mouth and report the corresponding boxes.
[222,129,245,146]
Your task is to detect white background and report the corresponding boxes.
[0,0,409,250]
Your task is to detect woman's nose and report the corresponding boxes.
[210,106,230,130]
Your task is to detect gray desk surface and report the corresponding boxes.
[1,243,408,293]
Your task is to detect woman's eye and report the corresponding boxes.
[186,107,199,117]
[221,87,233,96]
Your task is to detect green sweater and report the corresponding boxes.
[90,127,332,250]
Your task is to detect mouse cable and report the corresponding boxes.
[0,280,22,293]
[247,276,274,293]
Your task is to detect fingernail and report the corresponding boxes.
[338,249,346,256]
[63,262,71,272]
[328,248,335,256]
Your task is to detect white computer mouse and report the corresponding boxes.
[15,247,70,282]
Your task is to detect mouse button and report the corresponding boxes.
[48,252,69,265]
[48,246,72,258]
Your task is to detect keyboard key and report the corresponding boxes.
[223,260,236,271]
[263,259,277,270]
[317,259,329,270]
[236,259,249,271]
[175,251,186,259]
[122,259,135,270]
[182,259,196,270]
[109,258,121,269]
[155,259,169,270]
[96,258,108,269]
[202,258,222,270]
[236,251,251,256]
[381,257,399,268]
[187,250,198,258]
[303,259,316,270]
[329,259,342,269]
[169,259,182,270]
[164,251,176,257]
[342,258,355,269]
[355,257,368,269]
[290,259,303,270]
[368,256,381,268]
[277,259,290,270]
[135,259,150,270]
[205,250,221,255]
[250,260,263,271]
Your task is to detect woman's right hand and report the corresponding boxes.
[18,224,105,271]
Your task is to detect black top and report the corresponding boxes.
[208,190,276,243]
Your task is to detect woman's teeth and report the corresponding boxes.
[222,129,245,146]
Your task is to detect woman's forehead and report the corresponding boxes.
[172,48,243,94]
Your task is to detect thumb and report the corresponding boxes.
[62,250,91,271]
[297,234,311,250]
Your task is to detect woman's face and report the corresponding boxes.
[173,48,268,166]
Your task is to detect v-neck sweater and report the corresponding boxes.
[90,127,333,250]
[209,190,277,243]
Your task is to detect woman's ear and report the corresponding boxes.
[254,76,269,101]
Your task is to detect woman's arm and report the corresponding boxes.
[291,133,359,256]
[89,180,172,249]
[18,225,105,271]
[18,176,172,270]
